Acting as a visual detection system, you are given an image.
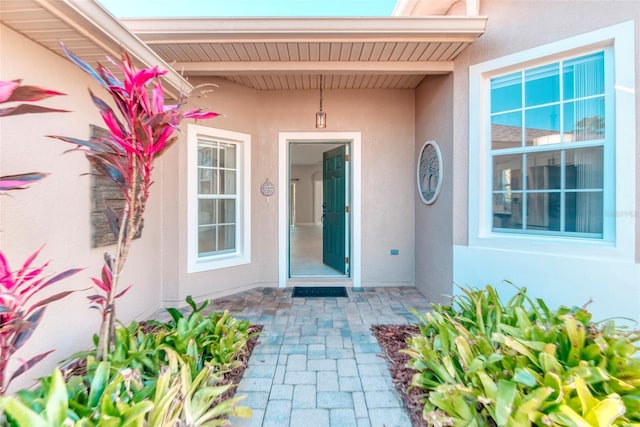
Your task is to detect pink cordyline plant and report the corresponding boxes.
[0,249,81,395]
[0,80,67,191]
[0,80,79,395]
[50,44,219,360]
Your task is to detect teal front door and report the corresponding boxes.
[322,145,347,274]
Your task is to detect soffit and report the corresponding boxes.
[0,0,191,99]
[123,16,487,90]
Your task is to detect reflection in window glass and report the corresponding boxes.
[564,98,605,142]
[525,105,561,146]
[491,72,522,113]
[525,63,560,107]
[489,51,607,238]
[491,112,522,149]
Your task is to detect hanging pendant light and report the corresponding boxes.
[315,74,326,128]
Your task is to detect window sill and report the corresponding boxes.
[188,253,250,274]
[468,231,633,261]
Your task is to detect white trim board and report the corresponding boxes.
[278,132,362,288]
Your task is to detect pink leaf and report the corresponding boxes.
[114,285,132,300]
[151,82,164,114]
[27,290,78,313]
[0,252,10,282]
[184,110,220,120]
[0,81,19,103]
[91,277,108,292]
[0,104,69,117]
[6,85,65,103]
[8,350,54,384]
[40,267,83,288]
[0,173,48,191]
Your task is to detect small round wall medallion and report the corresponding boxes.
[417,140,443,205]
[260,178,275,197]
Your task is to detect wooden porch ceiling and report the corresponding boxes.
[124,16,487,90]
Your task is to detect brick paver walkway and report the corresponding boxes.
[204,287,431,427]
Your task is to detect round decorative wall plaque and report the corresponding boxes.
[417,140,442,205]
[260,178,275,197]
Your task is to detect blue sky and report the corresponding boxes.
[98,0,397,17]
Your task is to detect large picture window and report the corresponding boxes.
[490,52,608,238]
[468,21,636,257]
[188,125,251,272]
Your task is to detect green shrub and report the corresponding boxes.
[0,297,255,426]
[404,285,640,426]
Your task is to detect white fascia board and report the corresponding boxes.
[41,0,192,99]
[123,16,488,44]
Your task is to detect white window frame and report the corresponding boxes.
[187,124,251,273]
[468,21,636,260]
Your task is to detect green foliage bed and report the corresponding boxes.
[404,285,640,427]
[0,297,258,426]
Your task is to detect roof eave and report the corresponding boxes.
[122,16,488,44]
[47,0,193,98]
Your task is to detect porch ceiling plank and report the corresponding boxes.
[397,41,416,61]
[212,43,230,61]
[287,42,300,61]
[276,43,290,61]
[191,43,213,62]
[183,44,201,62]
[329,43,341,61]
[380,42,398,61]
[441,41,464,60]
[309,43,320,61]
[389,42,409,61]
[245,43,262,61]
[408,41,429,61]
[319,42,331,61]
[369,43,385,61]
[444,43,467,60]
[0,8,54,22]
[419,42,441,61]
[222,43,241,61]
[339,43,353,61]
[265,42,279,60]
[298,42,310,61]
[360,43,375,61]
[429,42,450,60]
[350,42,364,61]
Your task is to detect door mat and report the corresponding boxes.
[292,286,348,298]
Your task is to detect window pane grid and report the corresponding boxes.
[197,138,239,258]
[490,52,606,239]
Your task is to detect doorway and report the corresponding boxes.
[278,132,362,288]
[289,142,348,277]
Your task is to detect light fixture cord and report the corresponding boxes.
[319,75,323,112]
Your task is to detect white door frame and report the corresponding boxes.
[278,132,362,288]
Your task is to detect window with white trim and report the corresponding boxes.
[490,51,610,238]
[188,125,251,272]
[469,21,636,259]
